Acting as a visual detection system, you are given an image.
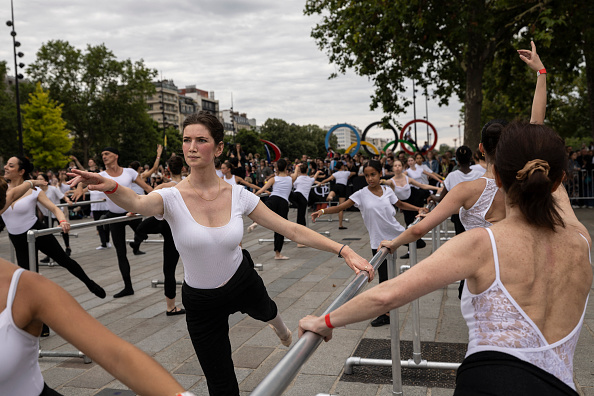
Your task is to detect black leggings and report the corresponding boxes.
[264,196,289,253]
[92,210,110,246]
[9,220,96,289]
[133,216,180,299]
[40,382,63,396]
[183,250,277,396]
[372,248,389,283]
[44,216,69,248]
[455,351,578,396]
[105,211,141,290]
[289,191,308,227]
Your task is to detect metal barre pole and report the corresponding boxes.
[251,248,390,396]
[55,198,106,208]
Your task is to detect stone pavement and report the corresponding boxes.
[0,207,593,396]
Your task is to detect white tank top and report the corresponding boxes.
[0,268,44,395]
[293,175,315,201]
[222,175,236,186]
[1,188,40,235]
[462,228,588,390]
[405,166,425,187]
[390,176,412,201]
[153,185,260,289]
[459,178,498,230]
[270,176,292,202]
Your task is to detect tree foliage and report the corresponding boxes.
[26,40,159,164]
[22,83,72,169]
[259,119,336,160]
[304,0,561,150]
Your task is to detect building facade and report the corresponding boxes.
[147,80,181,131]
[324,124,361,150]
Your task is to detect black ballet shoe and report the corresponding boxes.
[40,256,50,263]
[65,247,71,256]
[113,288,134,298]
[41,323,50,337]
[166,307,186,316]
[400,252,410,259]
[88,281,106,299]
[416,239,426,249]
[129,242,145,255]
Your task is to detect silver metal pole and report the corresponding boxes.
[409,240,422,365]
[251,248,390,396]
[344,357,460,371]
[27,230,38,272]
[39,350,92,364]
[388,253,403,395]
[55,198,106,208]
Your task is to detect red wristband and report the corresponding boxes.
[537,68,546,76]
[59,220,67,224]
[105,182,119,195]
[325,313,334,329]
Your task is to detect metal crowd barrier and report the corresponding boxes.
[25,214,145,364]
[564,169,594,205]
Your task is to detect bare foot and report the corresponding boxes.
[297,244,306,248]
[275,255,290,260]
[269,324,292,347]
[248,223,258,233]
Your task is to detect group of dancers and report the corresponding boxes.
[0,42,590,396]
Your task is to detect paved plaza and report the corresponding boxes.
[1,207,593,396]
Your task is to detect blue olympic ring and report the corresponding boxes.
[325,124,361,155]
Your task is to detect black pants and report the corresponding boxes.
[372,248,389,283]
[402,188,427,249]
[92,210,110,246]
[105,211,141,290]
[43,216,69,249]
[183,250,277,396]
[264,196,289,253]
[289,191,308,227]
[9,220,95,289]
[133,216,180,299]
[40,382,63,396]
[455,351,578,396]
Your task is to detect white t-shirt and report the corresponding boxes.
[58,183,71,195]
[37,186,64,218]
[130,179,145,195]
[153,184,260,289]
[1,188,40,235]
[293,175,316,201]
[89,190,109,211]
[215,169,223,178]
[349,186,405,249]
[444,169,484,191]
[470,164,487,176]
[333,170,351,186]
[270,176,292,202]
[100,168,139,213]
[406,164,432,185]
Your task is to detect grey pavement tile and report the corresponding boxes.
[229,325,263,351]
[173,374,202,391]
[267,277,300,293]
[431,387,456,396]
[153,337,197,364]
[333,381,381,395]
[378,385,429,395]
[63,364,115,388]
[175,358,204,376]
[56,387,98,396]
[239,349,287,392]
[283,374,337,396]
[232,345,275,369]
[301,328,365,376]
[43,367,87,389]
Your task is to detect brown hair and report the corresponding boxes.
[495,122,567,231]
[0,177,7,209]
[182,111,225,145]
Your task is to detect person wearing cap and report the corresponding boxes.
[73,147,153,298]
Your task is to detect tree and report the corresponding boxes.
[21,83,72,169]
[304,0,554,151]
[260,119,336,160]
[26,40,158,163]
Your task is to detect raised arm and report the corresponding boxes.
[140,144,164,179]
[1,180,47,215]
[68,169,164,216]
[36,190,71,233]
[254,178,275,196]
[69,155,84,170]
[134,174,154,194]
[236,176,260,191]
[518,41,546,125]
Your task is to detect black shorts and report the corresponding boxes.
[332,183,347,198]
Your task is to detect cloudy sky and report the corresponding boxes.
[1,0,464,148]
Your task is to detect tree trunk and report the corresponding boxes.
[584,32,594,142]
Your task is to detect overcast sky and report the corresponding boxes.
[1,0,464,148]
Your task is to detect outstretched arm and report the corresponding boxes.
[1,180,47,215]
[518,41,546,125]
[311,199,355,222]
[254,178,275,195]
[68,169,164,216]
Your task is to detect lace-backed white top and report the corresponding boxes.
[462,228,589,390]
[390,175,412,201]
[459,177,498,230]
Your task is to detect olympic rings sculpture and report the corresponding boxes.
[383,140,417,153]
[399,119,438,155]
[260,139,282,162]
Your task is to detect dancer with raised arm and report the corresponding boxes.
[68,111,372,396]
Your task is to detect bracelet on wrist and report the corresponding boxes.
[320,209,325,215]
[59,220,68,224]
[105,182,119,195]
[537,68,546,77]
[325,313,334,329]
[26,180,34,189]
[337,244,347,258]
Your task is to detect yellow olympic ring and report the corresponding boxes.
[345,141,380,155]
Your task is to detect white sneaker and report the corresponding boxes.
[96,245,107,250]
[107,242,112,248]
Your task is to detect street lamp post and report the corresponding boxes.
[6,0,25,156]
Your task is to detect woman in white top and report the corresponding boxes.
[290,162,322,247]
[220,160,259,190]
[300,121,591,395]
[251,159,295,259]
[0,258,193,396]
[470,150,487,176]
[68,111,373,396]
[312,160,426,327]
[407,153,444,186]
[1,156,105,300]
[319,162,356,229]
